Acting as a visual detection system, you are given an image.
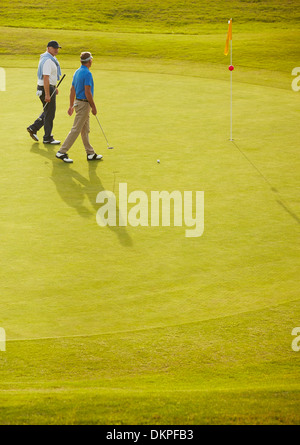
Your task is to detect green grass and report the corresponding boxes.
[0,0,300,425]
[1,0,300,33]
[0,55,299,423]
[1,301,300,424]
[1,26,300,73]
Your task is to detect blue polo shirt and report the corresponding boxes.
[72,65,94,100]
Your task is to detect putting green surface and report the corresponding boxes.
[0,55,299,424]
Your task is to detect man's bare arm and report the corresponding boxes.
[67,86,76,116]
[43,75,50,102]
[85,85,97,115]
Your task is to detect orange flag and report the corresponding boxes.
[224,19,232,56]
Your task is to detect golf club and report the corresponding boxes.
[42,73,66,111]
[35,74,66,123]
[95,115,114,149]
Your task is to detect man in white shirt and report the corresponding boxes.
[27,41,62,145]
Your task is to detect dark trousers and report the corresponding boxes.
[29,85,56,141]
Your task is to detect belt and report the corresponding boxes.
[37,85,57,89]
[76,98,89,102]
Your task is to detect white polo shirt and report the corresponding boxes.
[37,58,58,87]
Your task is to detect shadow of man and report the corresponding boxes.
[31,143,93,217]
[85,162,133,246]
[30,144,133,246]
[232,141,300,226]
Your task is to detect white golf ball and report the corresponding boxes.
[157,159,160,163]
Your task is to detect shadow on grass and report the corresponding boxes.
[231,141,300,226]
[30,143,133,246]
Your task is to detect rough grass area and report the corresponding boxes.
[0,0,300,33]
[0,26,300,82]
[1,301,299,424]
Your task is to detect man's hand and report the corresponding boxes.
[91,105,97,115]
[45,94,51,103]
[56,88,59,95]
[68,107,74,116]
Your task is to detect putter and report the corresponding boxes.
[95,115,114,149]
[35,74,66,124]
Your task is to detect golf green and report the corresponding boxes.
[0,54,299,424]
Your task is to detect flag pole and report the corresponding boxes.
[230,37,233,141]
[224,18,234,141]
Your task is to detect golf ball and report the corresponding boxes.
[157,159,160,163]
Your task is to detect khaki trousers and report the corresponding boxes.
[60,100,94,155]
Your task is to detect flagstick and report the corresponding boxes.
[225,18,233,141]
[230,39,233,141]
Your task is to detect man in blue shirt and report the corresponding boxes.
[56,52,102,163]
